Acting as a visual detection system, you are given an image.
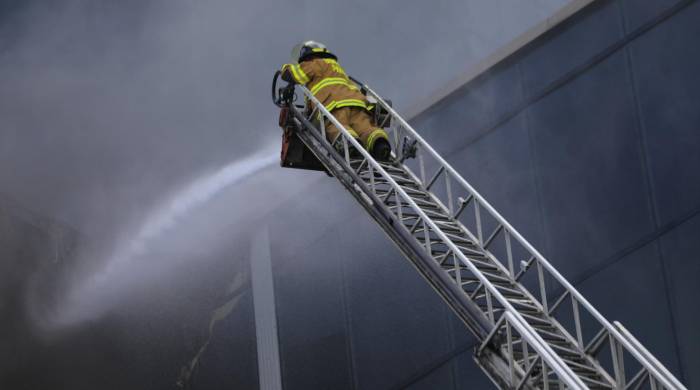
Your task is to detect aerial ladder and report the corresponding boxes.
[271,71,687,390]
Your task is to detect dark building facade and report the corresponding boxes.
[411,1,700,386]
[243,1,700,389]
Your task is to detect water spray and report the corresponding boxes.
[49,144,278,326]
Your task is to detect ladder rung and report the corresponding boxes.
[531,324,565,336]
[493,284,527,298]
[479,271,513,284]
[372,181,422,192]
[366,174,414,185]
[455,246,480,257]
[459,246,485,257]
[401,209,451,222]
[576,374,613,388]
[390,200,441,211]
[469,260,499,272]
[431,221,463,233]
[395,187,430,197]
[460,279,480,288]
[547,343,584,358]
[440,229,469,240]
[422,209,452,220]
[560,356,589,366]
[376,187,428,199]
[508,300,540,312]
[414,200,442,210]
[533,327,569,343]
[561,359,601,375]
[432,219,460,227]
[383,192,441,206]
[518,312,552,327]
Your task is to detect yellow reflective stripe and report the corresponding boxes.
[295,65,310,84]
[282,64,300,83]
[326,101,339,112]
[310,77,357,95]
[366,128,389,150]
[326,99,367,112]
[345,128,359,138]
[285,63,309,84]
[310,78,345,94]
[334,99,367,109]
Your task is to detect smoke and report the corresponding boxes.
[43,144,278,327]
[0,0,572,244]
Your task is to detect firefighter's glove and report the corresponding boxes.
[280,64,297,84]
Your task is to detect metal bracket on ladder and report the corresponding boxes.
[276,78,688,390]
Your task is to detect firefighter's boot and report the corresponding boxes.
[371,138,392,162]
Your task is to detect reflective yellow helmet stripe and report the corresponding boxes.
[366,128,389,151]
[310,77,358,95]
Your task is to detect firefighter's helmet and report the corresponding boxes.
[291,40,337,63]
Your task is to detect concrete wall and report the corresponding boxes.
[242,0,700,389]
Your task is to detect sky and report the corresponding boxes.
[0,0,571,388]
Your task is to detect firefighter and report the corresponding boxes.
[280,41,392,161]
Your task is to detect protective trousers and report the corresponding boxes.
[325,107,388,151]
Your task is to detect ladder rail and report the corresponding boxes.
[297,85,588,389]
[359,83,686,390]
